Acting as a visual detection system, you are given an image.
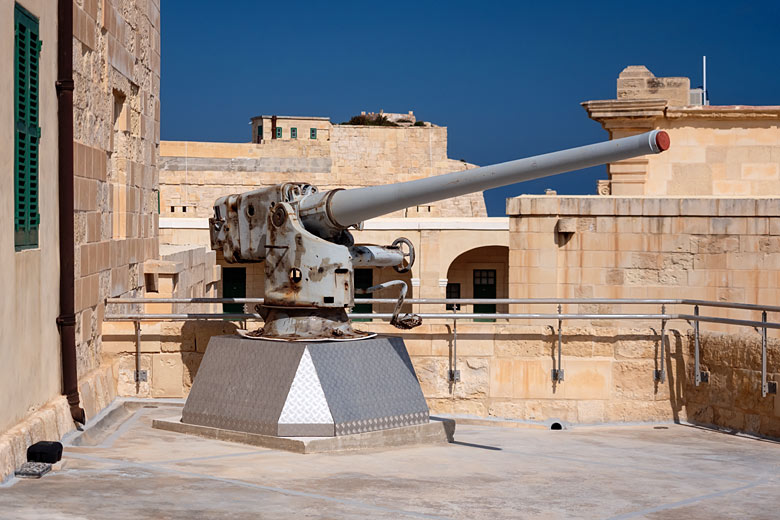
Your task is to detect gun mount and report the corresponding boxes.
[210,130,670,340]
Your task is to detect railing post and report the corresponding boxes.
[762,310,768,398]
[656,305,666,383]
[134,320,141,392]
[552,304,564,382]
[449,307,460,385]
[694,305,701,386]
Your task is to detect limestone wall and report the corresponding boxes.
[97,317,780,438]
[685,331,780,437]
[506,196,780,337]
[644,112,780,197]
[583,66,780,197]
[72,0,160,379]
[103,244,219,397]
[159,124,487,220]
[0,0,62,434]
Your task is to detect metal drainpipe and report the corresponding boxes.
[56,0,85,424]
[271,115,277,139]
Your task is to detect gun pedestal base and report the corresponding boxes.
[180,335,430,437]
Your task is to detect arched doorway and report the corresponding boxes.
[445,246,509,319]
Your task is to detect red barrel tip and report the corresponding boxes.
[655,131,670,152]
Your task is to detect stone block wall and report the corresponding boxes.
[506,196,780,337]
[390,323,686,424]
[684,331,780,437]
[106,316,779,437]
[583,65,780,197]
[97,302,780,438]
[159,124,487,221]
[616,65,690,106]
[72,0,160,378]
[102,244,219,397]
[644,112,780,197]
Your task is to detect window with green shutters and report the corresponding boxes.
[14,4,42,251]
[291,127,297,139]
[310,128,317,139]
[275,127,282,139]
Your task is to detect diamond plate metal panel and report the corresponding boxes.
[309,336,429,435]
[182,336,304,435]
[278,347,334,425]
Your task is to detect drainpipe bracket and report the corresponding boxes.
[55,78,74,93]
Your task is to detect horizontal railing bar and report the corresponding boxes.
[104,313,263,320]
[677,314,780,330]
[359,313,677,320]
[103,312,780,329]
[106,298,265,304]
[105,297,780,313]
[360,298,684,305]
[679,299,780,314]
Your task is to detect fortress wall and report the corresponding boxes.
[159,124,487,221]
[635,117,780,197]
[506,196,780,337]
[98,316,780,438]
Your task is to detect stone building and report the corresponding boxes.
[159,115,499,312]
[584,65,780,196]
[157,67,779,437]
[250,114,332,144]
[0,0,215,481]
[3,9,780,484]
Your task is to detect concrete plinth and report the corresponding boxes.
[181,335,430,437]
[153,416,454,454]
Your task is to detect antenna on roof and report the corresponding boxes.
[703,56,709,106]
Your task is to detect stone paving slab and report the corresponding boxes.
[1,403,780,519]
[153,415,455,453]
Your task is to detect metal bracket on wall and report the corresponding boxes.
[134,370,148,382]
[448,370,461,383]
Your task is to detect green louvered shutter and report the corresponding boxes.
[14,4,42,251]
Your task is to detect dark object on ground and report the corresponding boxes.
[27,441,63,463]
[15,462,52,479]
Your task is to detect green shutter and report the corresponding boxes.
[310,128,317,139]
[14,4,41,251]
[291,127,297,139]
[276,127,282,139]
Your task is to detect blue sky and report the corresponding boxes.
[161,1,780,216]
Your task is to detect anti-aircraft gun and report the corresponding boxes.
[181,130,670,439]
[209,130,670,340]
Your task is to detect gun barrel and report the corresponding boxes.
[315,130,669,228]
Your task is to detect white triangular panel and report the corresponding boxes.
[278,348,333,424]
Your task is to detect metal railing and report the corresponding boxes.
[105,297,779,397]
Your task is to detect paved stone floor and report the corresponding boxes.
[1,403,779,519]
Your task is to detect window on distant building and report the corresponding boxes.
[222,267,246,314]
[13,4,41,251]
[310,128,317,139]
[276,127,282,139]
[256,124,262,143]
[353,269,373,321]
[291,127,297,139]
[446,283,461,311]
